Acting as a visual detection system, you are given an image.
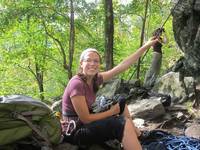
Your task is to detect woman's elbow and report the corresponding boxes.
[79,116,92,124]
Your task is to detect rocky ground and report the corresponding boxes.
[140,104,200,138]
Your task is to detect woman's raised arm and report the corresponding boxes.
[100,37,158,82]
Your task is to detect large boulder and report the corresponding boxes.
[172,0,200,77]
[153,72,195,103]
[128,97,165,120]
[97,78,122,98]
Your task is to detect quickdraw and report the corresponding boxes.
[65,120,76,136]
[152,27,167,44]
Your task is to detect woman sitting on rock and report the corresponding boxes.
[62,37,158,150]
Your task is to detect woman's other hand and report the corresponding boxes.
[110,103,120,115]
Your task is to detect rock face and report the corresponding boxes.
[172,0,200,77]
[128,97,165,120]
[153,72,195,103]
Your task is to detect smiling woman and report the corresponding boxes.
[79,48,101,77]
[61,37,158,150]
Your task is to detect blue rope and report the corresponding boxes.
[163,136,200,150]
[142,133,200,150]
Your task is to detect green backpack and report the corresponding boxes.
[0,95,62,147]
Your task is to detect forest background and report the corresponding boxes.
[0,0,182,103]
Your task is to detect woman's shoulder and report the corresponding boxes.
[69,75,84,85]
[67,75,87,90]
[64,75,86,98]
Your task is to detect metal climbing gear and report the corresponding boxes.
[65,120,76,136]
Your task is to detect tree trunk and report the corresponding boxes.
[27,15,45,101]
[104,0,114,70]
[136,0,149,79]
[68,0,75,79]
[35,62,44,101]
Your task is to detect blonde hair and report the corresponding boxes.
[79,48,101,62]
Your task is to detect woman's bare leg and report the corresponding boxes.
[123,105,141,136]
[122,118,142,150]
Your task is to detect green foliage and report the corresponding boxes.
[0,0,182,102]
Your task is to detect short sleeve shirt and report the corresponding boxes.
[62,74,103,116]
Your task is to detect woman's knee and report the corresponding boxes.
[124,117,132,123]
[123,117,136,132]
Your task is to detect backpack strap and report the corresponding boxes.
[20,110,48,116]
[12,112,52,148]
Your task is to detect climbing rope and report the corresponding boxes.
[163,136,200,150]
[141,130,200,150]
[128,0,181,82]
[160,0,182,29]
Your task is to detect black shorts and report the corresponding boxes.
[68,115,125,146]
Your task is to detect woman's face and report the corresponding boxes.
[80,51,100,77]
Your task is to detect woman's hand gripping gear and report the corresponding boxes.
[112,94,126,115]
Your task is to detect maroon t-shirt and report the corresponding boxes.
[62,74,103,116]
